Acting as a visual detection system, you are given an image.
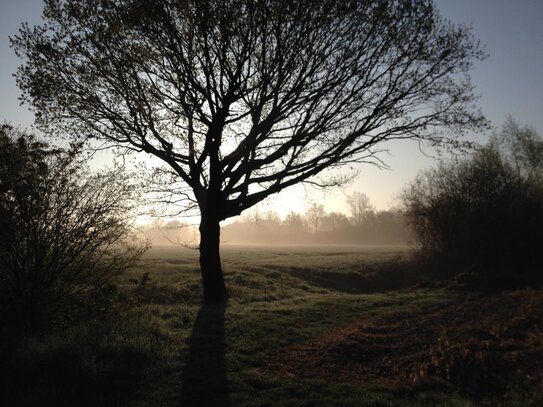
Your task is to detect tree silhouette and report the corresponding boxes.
[346,191,374,227]
[402,120,543,281]
[0,125,146,329]
[13,0,485,303]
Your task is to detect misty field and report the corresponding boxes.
[3,245,542,407]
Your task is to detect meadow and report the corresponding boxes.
[3,245,542,407]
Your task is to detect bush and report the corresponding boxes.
[0,125,147,330]
[411,329,509,396]
[403,119,543,281]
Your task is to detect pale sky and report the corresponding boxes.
[1,0,542,218]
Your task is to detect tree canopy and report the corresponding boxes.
[12,0,486,302]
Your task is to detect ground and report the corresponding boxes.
[268,289,543,405]
[2,245,542,406]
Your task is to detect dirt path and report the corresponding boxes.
[267,289,543,402]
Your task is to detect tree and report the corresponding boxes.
[321,211,351,233]
[0,125,146,328]
[370,210,409,244]
[490,116,543,183]
[283,211,307,242]
[346,191,375,227]
[13,0,486,303]
[402,121,543,280]
[283,211,306,232]
[306,203,326,234]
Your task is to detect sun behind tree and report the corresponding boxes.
[12,0,486,303]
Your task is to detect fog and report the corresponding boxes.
[139,205,411,247]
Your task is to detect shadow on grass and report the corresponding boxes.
[180,302,230,406]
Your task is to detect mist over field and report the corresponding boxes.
[222,208,410,246]
[140,201,411,247]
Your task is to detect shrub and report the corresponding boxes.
[0,125,147,330]
[411,329,509,396]
[402,119,543,281]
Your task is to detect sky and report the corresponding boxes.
[1,0,542,218]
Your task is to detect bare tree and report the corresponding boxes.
[490,116,543,183]
[306,203,326,234]
[346,191,375,227]
[12,0,486,302]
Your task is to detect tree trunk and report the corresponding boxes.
[199,212,227,304]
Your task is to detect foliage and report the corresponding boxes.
[0,125,147,330]
[411,329,508,396]
[402,119,543,280]
[411,288,543,401]
[12,0,487,302]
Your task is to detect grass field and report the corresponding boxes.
[3,245,542,406]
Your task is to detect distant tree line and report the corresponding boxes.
[220,198,410,245]
[138,194,409,246]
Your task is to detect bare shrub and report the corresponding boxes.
[0,125,147,330]
[403,119,543,281]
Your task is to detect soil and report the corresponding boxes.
[266,289,543,402]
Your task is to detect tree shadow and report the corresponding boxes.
[180,302,230,406]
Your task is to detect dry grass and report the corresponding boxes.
[267,289,543,405]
